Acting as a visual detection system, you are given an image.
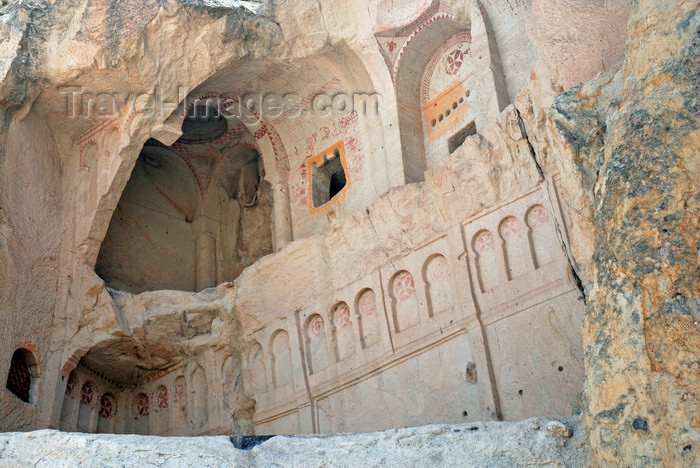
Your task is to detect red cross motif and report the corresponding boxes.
[445,49,466,75]
[65,372,77,396]
[174,382,184,400]
[393,272,416,302]
[136,393,150,417]
[529,206,549,228]
[334,303,351,329]
[429,258,449,281]
[311,316,324,337]
[80,382,94,405]
[475,231,495,253]
[501,218,520,240]
[99,394,116,419]
[157,386,169,410]
[359,291,377,316]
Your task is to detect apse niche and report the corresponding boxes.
[96,106,273,293]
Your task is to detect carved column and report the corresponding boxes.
[273,182,293,252]
[195,233,217,291]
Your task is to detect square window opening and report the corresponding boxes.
[312,149,348,208]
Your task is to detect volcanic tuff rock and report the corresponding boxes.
[0,416,587,468]
[0,0,697,466]
[547,0,700,465]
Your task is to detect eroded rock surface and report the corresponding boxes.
[0,0,696,465]
[547,1,700,465]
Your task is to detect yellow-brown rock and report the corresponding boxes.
[548,0,699,465]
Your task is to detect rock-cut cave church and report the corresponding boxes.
[1,0,698,465]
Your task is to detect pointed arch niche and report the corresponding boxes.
[377,0,507,181]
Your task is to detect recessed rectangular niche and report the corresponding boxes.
[448,121,477,154]
[309,141,349,209]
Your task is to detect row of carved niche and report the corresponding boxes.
[469,204,557,292]
[248,251,457,389]
[65,365,211,422]
[130,367,209,420]
[249,204,557,390]
[64,370,119,419]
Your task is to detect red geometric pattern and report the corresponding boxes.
[334,303,351,329]
[445,49,466,75]
[6,353,31,402]
[253,127,268,140]
[500,218,520,240]
[173,382,184,401]
[80,382,94,406]
[358,290,377,316]
[475,231,495,254]
[428,257,449,281]
[528,206,549,229]
[393,271,416,302]
[420,31,470,104]
[157,386,169,410]
[136,392,150,417]
[390,12,455,81]
[310,316,324,337]
[99,393,116,419]
[65,372,77,396]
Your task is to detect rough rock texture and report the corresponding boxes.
[0,0,610,440]
[547,0,700,466]
[3,0,695,464]
[515,0,633,287]
[527,0,630,92]
[0,416,587,467]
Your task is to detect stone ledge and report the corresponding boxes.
[0,416,587,467]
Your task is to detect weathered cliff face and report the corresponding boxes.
[547,0,699,465]
[0,0,286,432]
[3,0,698,464]
[515,0,632,287]
[0,0,594,437]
